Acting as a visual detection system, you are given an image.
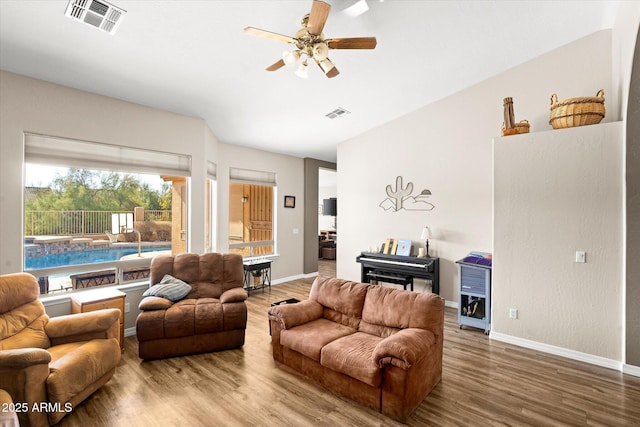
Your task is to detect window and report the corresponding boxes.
[24,133,191,295]
[228,168,276,257]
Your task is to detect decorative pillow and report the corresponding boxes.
[143,275,192,302]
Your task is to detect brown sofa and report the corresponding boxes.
[136,252,247,360]
[0,273,121,427]
[268,276,444,422]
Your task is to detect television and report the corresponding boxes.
[322,198,337,216]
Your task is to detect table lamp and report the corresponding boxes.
[420,226,431,257]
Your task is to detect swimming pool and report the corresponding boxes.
[25,246,171,270]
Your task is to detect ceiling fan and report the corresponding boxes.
[244,0,377,78]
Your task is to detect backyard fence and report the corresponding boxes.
[25,210,172,236]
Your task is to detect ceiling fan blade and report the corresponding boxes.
[266,59,286,71]
[315,58,340,78]
[327,37,377,49]
[307,0,331,35]
[244,27,296,44]
[326,66,340,79]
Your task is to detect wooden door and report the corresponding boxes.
[244,184,272,255]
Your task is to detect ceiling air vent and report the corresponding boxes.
[325,107,351,119]
[64,0,126,35]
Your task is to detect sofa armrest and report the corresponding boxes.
[0,388,19,427]
[0,348,51,369]
[268,300,323,330]
[220,287,248,303]
[46,309,120,344]
[0,349,51,427]
[139,296,173,311]
[373,328,436,369]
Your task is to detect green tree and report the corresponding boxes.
[25,168,171,211]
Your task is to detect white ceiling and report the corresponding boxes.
[0,1,620,162]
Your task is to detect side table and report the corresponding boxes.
[243,260,272,296]
[70,288,126,352]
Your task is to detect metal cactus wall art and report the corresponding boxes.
[379,176,434,212]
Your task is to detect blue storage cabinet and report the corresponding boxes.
[457,256,492,334]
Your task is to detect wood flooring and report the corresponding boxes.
[57,273,640,426]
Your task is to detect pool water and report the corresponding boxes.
[25,246,171,270]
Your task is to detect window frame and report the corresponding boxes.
[23,133,192,296]
[228,167,277,258]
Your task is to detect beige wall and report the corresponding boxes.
[0,71,308,331]
[626,29,640,367]
[0,71,210,273]
[494,122,623,360]
[336,28,632,366]
[338,30,614,302]
[216,143,305,280]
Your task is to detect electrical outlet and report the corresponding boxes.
[509,308,518,319]
[125,303,130,313]
[575,251,586,263]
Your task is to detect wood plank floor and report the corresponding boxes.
[58,275,640,427]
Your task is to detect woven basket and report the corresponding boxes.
[549,89,605,129]
[501,120,530,136]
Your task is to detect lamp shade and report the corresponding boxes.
[312,43,329,61]
[420,226,430,240]
[282,50,300,66]
[295,60,309,78]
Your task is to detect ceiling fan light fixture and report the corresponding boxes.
[295,60,309,78]
[312,43,329,61]
[282,50,301,66]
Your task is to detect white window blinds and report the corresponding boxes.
[207,161,217,180]
[24,133,191,176]
[229,167,276,186]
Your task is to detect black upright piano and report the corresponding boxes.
[356,252,440,294]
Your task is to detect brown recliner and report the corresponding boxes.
[136,252,247,360]
[0,273,121,427]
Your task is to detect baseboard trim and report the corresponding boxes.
[271,272,317,285]
[124,326,136,337]
[490,331,622,372]
[445,300,458,309]
[623,363,640,377]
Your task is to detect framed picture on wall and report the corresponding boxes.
[284,195,296,208]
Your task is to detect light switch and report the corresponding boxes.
[575,251,586,263]
[293,228,299,235]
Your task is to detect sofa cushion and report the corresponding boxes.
[220,287,248,303]
[47,339,121,407]
[363,284,441,323]
[0,311,50,350]
[280,318,355,362]
[309,277,368,328]
[144,275,192,301]
[149,253,244,301]
[321,332,383,387]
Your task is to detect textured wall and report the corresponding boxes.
[337,30,613,305]
[494,123,623,360]
[626,28,640,366]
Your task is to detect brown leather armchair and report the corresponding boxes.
[0,273,121,427]
[136,252,247,360]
